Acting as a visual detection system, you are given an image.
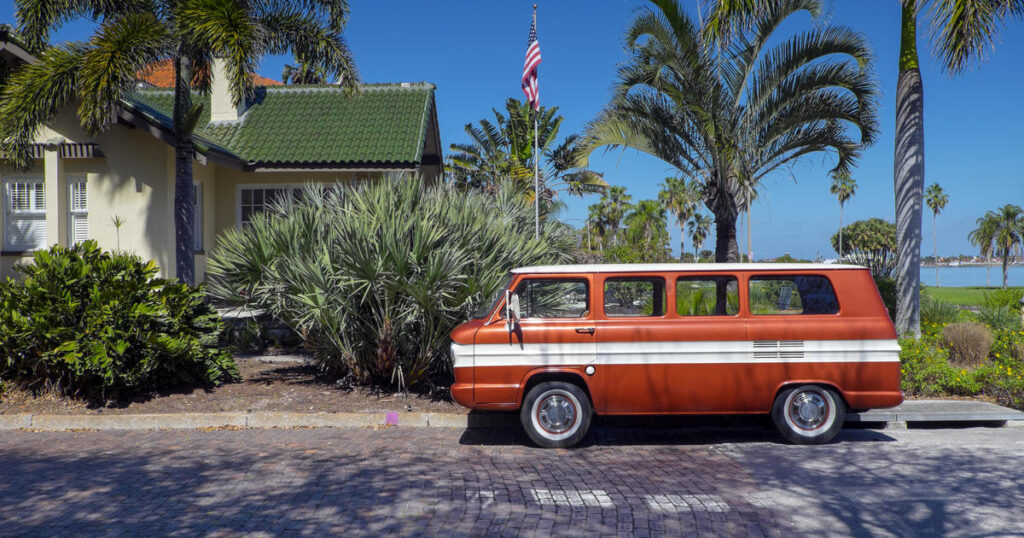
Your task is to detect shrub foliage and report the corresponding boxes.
[941,322,994,368]
[0,242,239,400]
[207,176,575,389]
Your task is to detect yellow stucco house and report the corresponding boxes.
[0,28,442,281]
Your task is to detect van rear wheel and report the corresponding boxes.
[521,382,592,448]
[771,385,845,445]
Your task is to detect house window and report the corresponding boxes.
[237,185,327,226]
[194,182,203,251]
[69,176,88,244]
[4,176,46,251]
[239,187,290,226]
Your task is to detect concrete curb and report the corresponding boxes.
[2,400,1023,432]
[0,411,478,432]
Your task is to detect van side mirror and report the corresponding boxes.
[505,290,520,331]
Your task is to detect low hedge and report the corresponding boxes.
[901,320,1024,410]
[0,241,239,401]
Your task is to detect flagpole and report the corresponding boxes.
[534,112,540,239]
[533,5,540,240]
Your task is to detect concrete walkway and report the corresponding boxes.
[1,400,1021,432]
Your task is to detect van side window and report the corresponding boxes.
[603,277,666,317]
[676,277,739,316]
[749,275,839,315]
[513,279,589,319]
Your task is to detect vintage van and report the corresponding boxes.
[450,264,902,447]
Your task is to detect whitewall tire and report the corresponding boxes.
[521,381,592,448]
[771,385,846,445]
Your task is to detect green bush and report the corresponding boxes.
[901,326,1024,410]
[986,288,1024,309]
[874,276,897,321]
[207,176,575,389]
[941,322,994,368]
[977,303,1022,331]
[920,294,960,326]
[0,242,239,400]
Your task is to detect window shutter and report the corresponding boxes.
[68,177,88,244]
[5,177,47,251]
[5,216,46,251]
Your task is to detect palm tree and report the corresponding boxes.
[600,185,633,245]
[924,183,948,286]
[625,199,668,253]
[579,0,878,264]
[658,177,700,260]
[891,0,1024,335]
[587,202,610,251]
[688,214,712,262]
[972,205,1024,289]
[829,170,858,260]
[968,214,997,287]
[0,0,357,285]
[449,99,606,201]
[282,54,330,84]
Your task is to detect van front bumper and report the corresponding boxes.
[450,382,475,408]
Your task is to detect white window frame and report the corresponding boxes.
[68,175,88,245]
[4,175,46,252]
[236,184,329,226]
[194,182,203,251]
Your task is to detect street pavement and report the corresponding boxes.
[1,424,1023,537]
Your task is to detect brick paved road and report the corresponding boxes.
[1,423,1022,537]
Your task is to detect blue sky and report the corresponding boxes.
[2,0,1022,259]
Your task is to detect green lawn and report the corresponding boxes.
[922,286,1024,307]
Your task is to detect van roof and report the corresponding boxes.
[511,263,867,274]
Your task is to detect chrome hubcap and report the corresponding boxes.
[789,392,828,429]
[538,395,576,434]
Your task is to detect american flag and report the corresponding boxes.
[521,11,541,111]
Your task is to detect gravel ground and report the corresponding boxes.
[0,355,464,416]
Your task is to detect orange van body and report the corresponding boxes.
[450,264,902,416]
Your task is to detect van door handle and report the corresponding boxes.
[575,327,595,335]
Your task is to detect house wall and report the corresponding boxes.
[1,109,174,279]
[1,111,395,281]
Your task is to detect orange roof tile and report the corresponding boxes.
[137,59,282,88]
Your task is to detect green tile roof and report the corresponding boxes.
[128,83,435,167]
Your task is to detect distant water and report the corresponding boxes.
[920,265,1024,287]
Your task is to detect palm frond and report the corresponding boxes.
[0,42,88,168]
[77,12,171,134]
[257,7,359,91]
[928,0,1024,74]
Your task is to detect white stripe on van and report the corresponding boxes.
[450,339,900,369]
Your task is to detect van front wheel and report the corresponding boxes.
[521,382,592,448]
[771,385,845,445]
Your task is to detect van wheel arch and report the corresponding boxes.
[519,371,594,410]
[773,382,850,410]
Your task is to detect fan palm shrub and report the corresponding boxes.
[207,176,574,389]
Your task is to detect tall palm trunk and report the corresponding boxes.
[746,193,752,262]
[893,3,924,337]
[679,222,686,262]
[838,202,844,259]
[1001,247,1010,289]
[173,53,196,285]
[932,212,939,286]
[986,252,991,286]
[709,178,740,263]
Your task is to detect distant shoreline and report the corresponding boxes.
[921,262,1024,268]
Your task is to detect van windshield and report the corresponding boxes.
[473,276,512,319]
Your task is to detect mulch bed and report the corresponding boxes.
[0,355,466,416]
